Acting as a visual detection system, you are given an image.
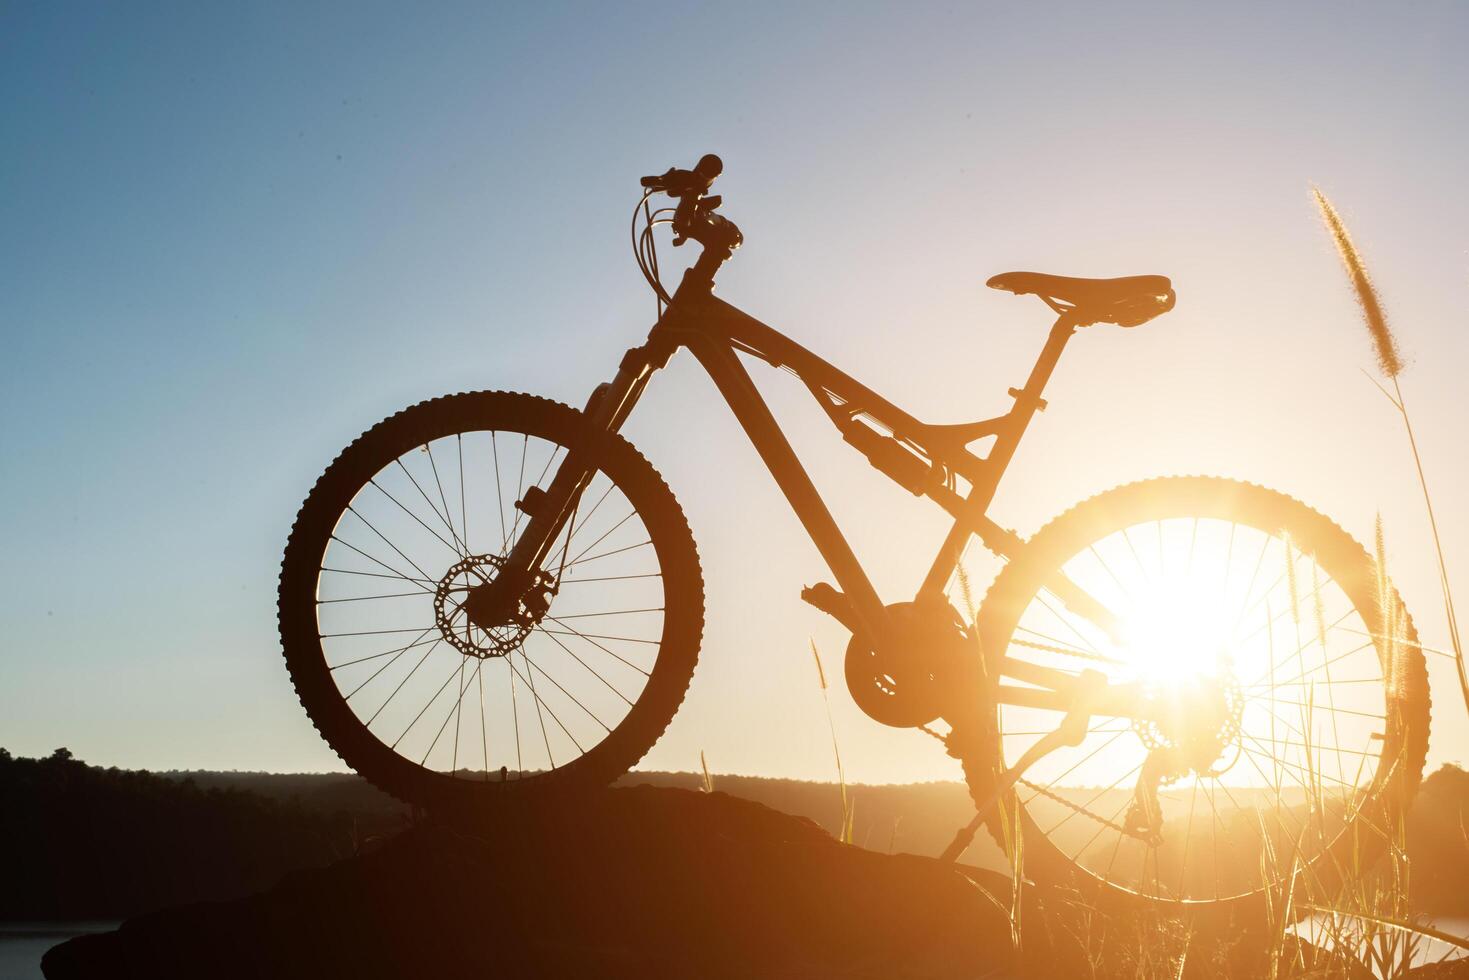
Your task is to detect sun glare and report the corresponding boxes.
[1115,575,1235,685]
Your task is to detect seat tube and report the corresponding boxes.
[917,315,1078,600]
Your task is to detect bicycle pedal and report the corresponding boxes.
[800,582,859,633]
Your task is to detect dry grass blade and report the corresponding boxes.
[810,638,854,842]
[1313,187,1401,378]
[1313,187,1467,719]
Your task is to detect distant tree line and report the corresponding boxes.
[3,748,1465,919]
[0,748,370,919]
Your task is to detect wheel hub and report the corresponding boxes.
[1132,669,1244,780]
[435,554,540,659]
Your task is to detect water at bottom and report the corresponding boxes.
[0,923,118,980]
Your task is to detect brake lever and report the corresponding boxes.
[640,168,680,191]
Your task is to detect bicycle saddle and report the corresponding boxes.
[987,271,1175,327]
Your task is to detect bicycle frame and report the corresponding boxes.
[499,263,1130,721]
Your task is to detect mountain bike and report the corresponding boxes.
[278,155,1429,913]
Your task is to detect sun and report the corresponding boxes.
[1113,573,1238,685]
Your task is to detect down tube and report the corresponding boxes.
[685,335,892,647]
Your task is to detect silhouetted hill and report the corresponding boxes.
[158,766,1008,872]
[1405,763,1469,913]
[42,786,1466,980]
[6,747,1468,927]
[40,787,1028,980]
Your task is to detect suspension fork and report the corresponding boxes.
[483,263,723,601]
[461,335,670,624]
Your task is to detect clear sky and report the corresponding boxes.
[2,1,1466,784]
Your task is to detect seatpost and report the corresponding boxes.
[985,313,1078,476]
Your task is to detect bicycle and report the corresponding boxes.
[279,154,1429,914]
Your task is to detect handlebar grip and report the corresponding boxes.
[693,154,722,182]
[640,155,723,196]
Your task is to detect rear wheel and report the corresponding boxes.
[278,391,703,809]
[961,477,1428,915]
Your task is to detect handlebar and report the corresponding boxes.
[640,153,723,197]
[640,153,743,254]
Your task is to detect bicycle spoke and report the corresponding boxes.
[557,572,663,584]
[392,455,466,556]
[322,626,431,638]
[318,591,425,604]
[562,540,653,568]
[391,656,468,751]
[423,658,471,768]
[551,607,664,620]
[507,656,523,772]
[1037,744,1140,838]
[365,638,442,725]
[477,656,489,781]
[567,510,639,566]
[328,537,436,594]
[422,441,466,554]
[538,628,659,646]
[347,506,436,583]
[521,642,615,731]
[506,435,529,548]
[370,477,464,559]
[509,649,571,763]
[1241,616,1363,691]
[540,618,653,675]
[564,480,616,552]
[534,627,637,706]
[321,566,437,588]
[457,434,469,559]
[491,431,508,551]
[331,630,439,672]
[1178,778,1201,898]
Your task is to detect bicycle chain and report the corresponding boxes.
[1004,641,1159,842]
[925,723,1156,845]
[1010,636,1118,666]
[1016,776,1157,844]
[921,636,1154,846]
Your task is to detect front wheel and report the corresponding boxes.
[960,477,1429,915]
[278,391,704,809]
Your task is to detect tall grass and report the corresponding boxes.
[1313,187,1467,719]
[810,639,856,843]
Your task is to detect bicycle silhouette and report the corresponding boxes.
[280,155,1428,913]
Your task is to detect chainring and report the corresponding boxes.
[844,600,971,728]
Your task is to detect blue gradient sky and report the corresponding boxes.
[2,1,1466,781]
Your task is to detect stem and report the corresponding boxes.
[1391,376,1468,716]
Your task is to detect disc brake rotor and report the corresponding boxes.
[434,554,533,659]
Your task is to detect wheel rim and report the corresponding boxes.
[312,428,667,784]
[993,514,1406,904]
